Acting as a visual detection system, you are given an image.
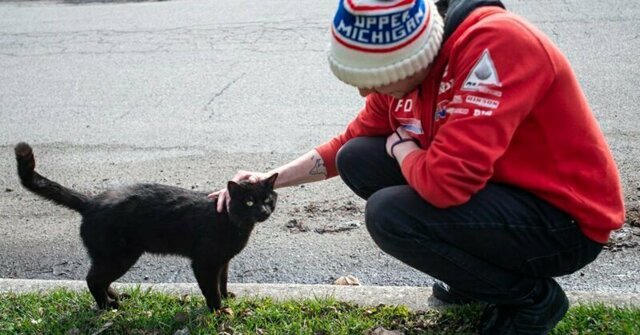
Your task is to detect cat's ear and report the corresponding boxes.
[227,181,242,197]
[262,173,278,190]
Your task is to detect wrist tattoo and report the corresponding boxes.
[309,156,327,176]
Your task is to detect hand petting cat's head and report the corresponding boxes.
[227,173,278,229]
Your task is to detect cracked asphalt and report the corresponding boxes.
[1,0,639,294]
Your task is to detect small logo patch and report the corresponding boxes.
[439,79,454,94]
[395,99,414,113]
[466,95,500,109]
[446,107,470,116]
[473,109,493,117]
[462,49,502,93]
[397,117,424,134]
[434,107,447,121]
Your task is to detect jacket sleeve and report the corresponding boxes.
[315,93,393,178]
[401,17,556,207]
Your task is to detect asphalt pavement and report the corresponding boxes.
[0,0,639,297]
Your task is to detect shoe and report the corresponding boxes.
[432,281,475,304]
[479,304,516,334]
[480,278,569,335]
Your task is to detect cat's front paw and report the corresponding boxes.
[107,299,120,310]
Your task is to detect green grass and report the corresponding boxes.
[0,288,638,334]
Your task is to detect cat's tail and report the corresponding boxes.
[15,142,91,213]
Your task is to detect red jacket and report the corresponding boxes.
[316,7,625,244]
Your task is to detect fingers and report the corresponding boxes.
[232,170,254,183]
[385,132,397,157]
[208,188,230,213]
[386,128,411,158]
[210,170,266,214]
[395,126,410,138]
[215,189,228,213]
[232,170,264,183]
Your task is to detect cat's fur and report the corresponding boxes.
[14,142,277,312]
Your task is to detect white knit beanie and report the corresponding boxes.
[329,0,444,88]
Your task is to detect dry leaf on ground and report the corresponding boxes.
[173,327,190,335]
[363,326,405,335]
[90,321,113,335]
[334,275,361,286]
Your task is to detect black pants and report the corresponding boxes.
[336,137,603,304]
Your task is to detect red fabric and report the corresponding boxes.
[315,7,625,243]
[346,0,414,11]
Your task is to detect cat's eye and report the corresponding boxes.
[245,201,254,207]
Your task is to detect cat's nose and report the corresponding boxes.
[261,205,271,215]
[257,206,272,220]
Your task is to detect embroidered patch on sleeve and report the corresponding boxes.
[462,49,502,97]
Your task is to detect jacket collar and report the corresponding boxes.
[437,0,505,41]
[418,4,506,101]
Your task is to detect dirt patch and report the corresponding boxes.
[293,200,363,216]
[284,219,309,234]
[285,200,364,234]
[314,221,361,234]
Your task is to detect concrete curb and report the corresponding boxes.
[1,279,639,310]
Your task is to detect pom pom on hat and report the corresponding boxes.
[329,0,444,88]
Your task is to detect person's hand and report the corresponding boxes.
[386,127,416,158]
[208,170,270,213]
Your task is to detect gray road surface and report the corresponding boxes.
[1,0,639,294]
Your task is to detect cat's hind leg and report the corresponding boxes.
[192,259,223,312]
[87,254,141,310]
[87,262,116,310]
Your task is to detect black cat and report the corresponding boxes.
[14,142,277,312]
